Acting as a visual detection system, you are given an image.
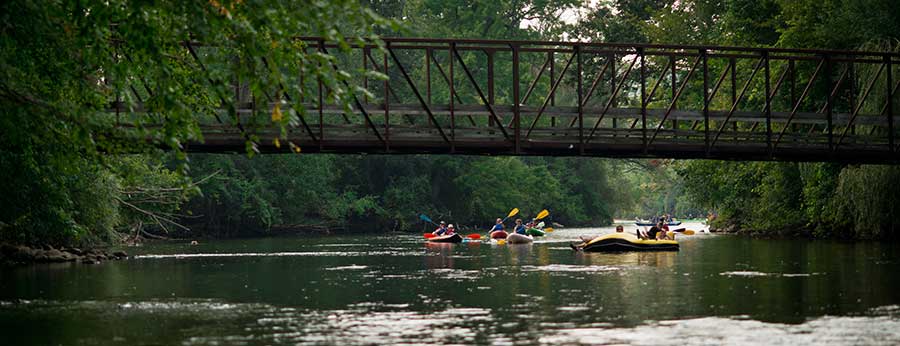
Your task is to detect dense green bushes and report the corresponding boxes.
[679,161,900,239]
[178,155,633,236]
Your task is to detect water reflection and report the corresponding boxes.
[2,231,900,346]
[424,243,455,269]
[575,250,679,268]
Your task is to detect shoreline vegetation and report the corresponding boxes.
[3,0,900,255]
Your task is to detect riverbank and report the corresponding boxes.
[709,222,820,239]
[0,244,128,266]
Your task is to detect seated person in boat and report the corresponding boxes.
[445,224,456,235]
[513,219,527,235]
[525,219,535,229]
[648,221,664,240]
[432,221,448,235]
[575,225,627,248]
[489,218,504,233]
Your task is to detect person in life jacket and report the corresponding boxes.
[514,219,527,235]
[432,221,448,236]
[489,218,504,233]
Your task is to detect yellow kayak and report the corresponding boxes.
[581,233,678,252]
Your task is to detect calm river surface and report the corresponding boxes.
[3,222,900,345]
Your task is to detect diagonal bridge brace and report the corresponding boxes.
[321,46,386,145]
[387,47,451,143]
[525,50,577,137]
[451,47,511,140]
[585,54,640,142]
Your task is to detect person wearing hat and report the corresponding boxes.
[446,224,456,235]
[432,221,448,236]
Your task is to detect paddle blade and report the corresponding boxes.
[497,240,506,245]
[467,234,482,240]
[683,230,696,235]
[423,233,436,239]
[419,214,434,224]
[544,227,554,233]
[507,208,520,218]
[535,209,550,220]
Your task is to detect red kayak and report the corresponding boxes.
[490,230,508,239]
[427,233,463,243]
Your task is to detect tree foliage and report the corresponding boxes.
[0,0,392,246]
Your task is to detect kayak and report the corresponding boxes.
[581,233,678,252]
[490,230,508,239]
[428,233,463,243]
[525,228,545,237]
[506,233,534,244]
[635,219,682,227]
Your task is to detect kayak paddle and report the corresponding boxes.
[535,209,550,220]
[502,208,520,222]
[419,214,438,226]
[670,228,696,235]
[488,208,521,236]
[544,227,554,232]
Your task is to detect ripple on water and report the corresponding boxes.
[521,264,624,273]
[324,265,368,271]
[719,271,823,278]
[246,306,494,346]
[5,300,900,346]
[537,314,900,346]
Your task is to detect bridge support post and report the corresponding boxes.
[512,45,521,154]
[576,45,584,154]
[671,55,677,140]
[384,44,390,151]
[639,47,647,152]
[318,40,325,149]
[550,51,556,127]
[449,42,456,153]
[610,54,617,132]
[826,55,834,152]
[888,54,895,153]
[764,51,772,155]
[702,49,709,154]
[487,50,495,127]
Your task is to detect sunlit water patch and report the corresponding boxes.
[522,264,625,273]
[720,271,824,278]
[538,312,900,346]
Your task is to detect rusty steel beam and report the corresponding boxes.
[773,59,825,150]
[837,63,885,147]
[525,49,576,137]
[585,54,639,141]
[386,47,450,143]
[452,48,511,140]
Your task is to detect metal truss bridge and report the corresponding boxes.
[112,37,900,162]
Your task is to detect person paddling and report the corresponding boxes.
[432,221,448,236]
[489,218,505,233]
[513,219,527,235]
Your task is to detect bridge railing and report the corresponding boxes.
[110,37,900,161]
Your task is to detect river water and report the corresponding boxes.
[2,223,900,345]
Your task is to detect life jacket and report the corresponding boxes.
[515,225,527,234]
